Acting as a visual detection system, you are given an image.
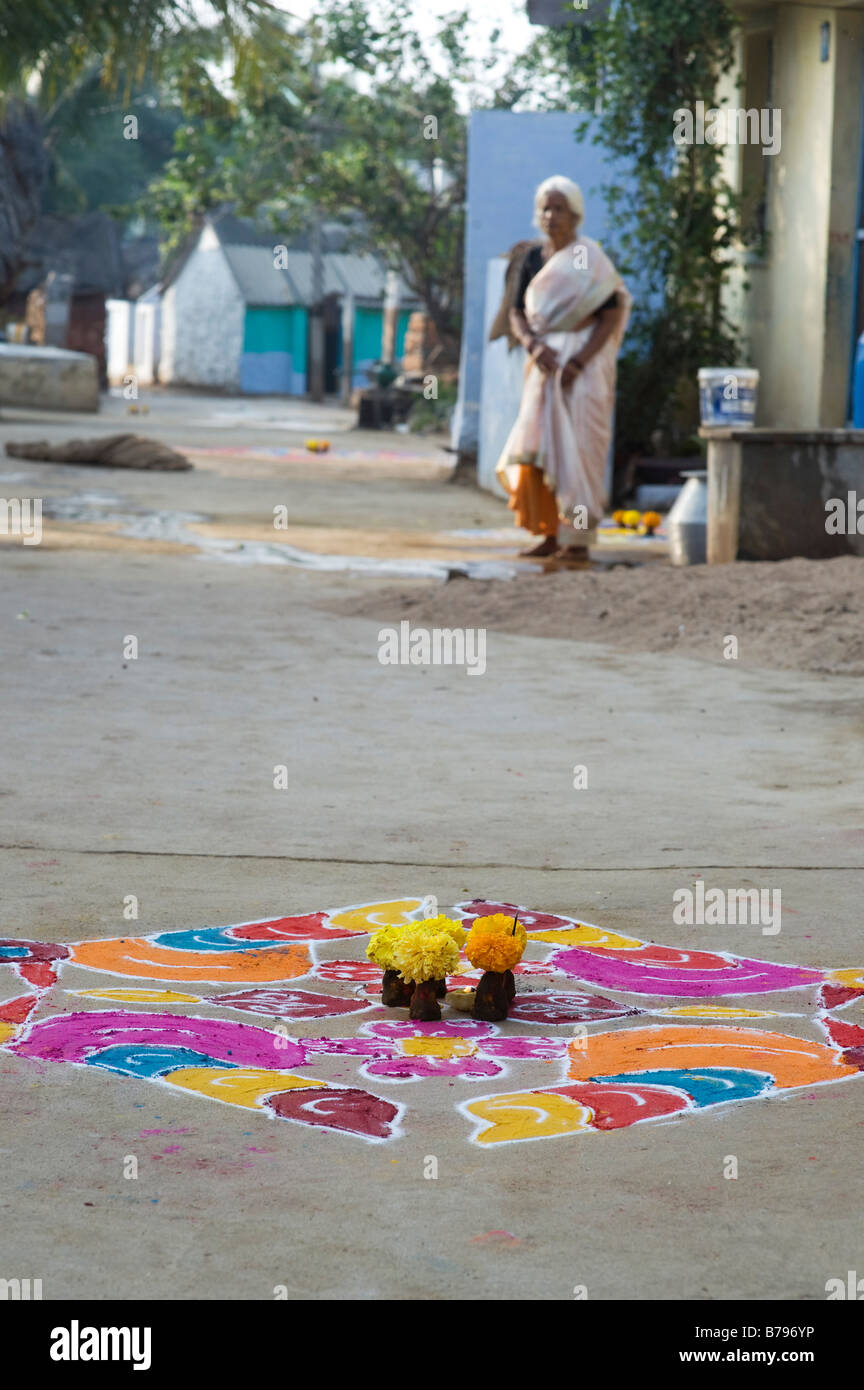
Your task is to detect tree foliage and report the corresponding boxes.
[142,0,542,356]
[0,101,49,300]
[0,0,285,97]
[541,0,750,456]
[0,0,290,303]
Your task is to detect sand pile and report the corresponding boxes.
[331,555,864,676]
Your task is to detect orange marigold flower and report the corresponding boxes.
[465,913,527,973]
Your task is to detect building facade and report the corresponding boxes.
[528,0,864,429]
[157,212,416,396]
[722,1,864,426]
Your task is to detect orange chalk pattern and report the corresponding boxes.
[566,1025,859,1089]
[69,938,311,983]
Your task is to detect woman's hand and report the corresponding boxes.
[531,342,560,375]
[560,357,584,392]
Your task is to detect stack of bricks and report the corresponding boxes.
[401,312,441,374]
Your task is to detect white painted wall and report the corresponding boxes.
[137,285,162,383]
[478,257,527,495]
[159,225,245,388]
[133,301,158,387]
[105,299,134,386]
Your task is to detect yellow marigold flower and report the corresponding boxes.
[465,913,527,973]
[391,926,460,984]
[418,914,467,949]
[366,926,402,970]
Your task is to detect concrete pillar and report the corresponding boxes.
[761,5,835,427]
[341,291,355,403]
[381,269,400,365]
[705,436,743,564]
[308,220,325,402]
[820,8,864,424]
[42,270,74,349]
[744,5,864,428]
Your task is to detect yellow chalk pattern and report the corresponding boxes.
[165,1067,322,1108]
[401,1037,476,1058]
[328,899,423,933]
[71,988,201,1004]
[827,968,864,989]
[464,1091,593,1145]
[656,1006,782,1019]
[528,924,642,950]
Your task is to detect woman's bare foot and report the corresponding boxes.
[519,536,559,557]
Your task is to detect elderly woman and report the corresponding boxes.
[492,176,631,561]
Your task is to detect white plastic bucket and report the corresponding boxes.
[698,366,759,428]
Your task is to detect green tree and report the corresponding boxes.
[142,0,545,356]
[0,0,292,303]
[0,0,285,96]
[540,0,753,457]
[39,67,183,219]
[297,2,470,358]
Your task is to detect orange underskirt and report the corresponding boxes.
[508,464,559,536]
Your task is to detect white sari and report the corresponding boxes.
[496,235,631,536]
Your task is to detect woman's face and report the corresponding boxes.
[538,191,577,242]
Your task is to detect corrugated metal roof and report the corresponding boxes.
[328,253,388,298]
[271,251,346,303]
[222,245,298,305]
[209,210,275,248]
[222,244,419,306]
[163,208,421,305]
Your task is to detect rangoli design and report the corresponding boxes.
[1,897,861,1145]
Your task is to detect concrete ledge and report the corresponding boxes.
[700,427,864,445]
[699,428,864,560]
[0,344,99,412]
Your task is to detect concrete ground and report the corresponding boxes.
[1,390,862,1301]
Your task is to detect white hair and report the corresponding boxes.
[533,176,585,230]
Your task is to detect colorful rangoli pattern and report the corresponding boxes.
[1,898,862,1146]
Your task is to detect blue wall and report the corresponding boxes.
[352,307,412,389]
[453,109,633,455]
[240,306,307,394]
[240,302,412,395]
